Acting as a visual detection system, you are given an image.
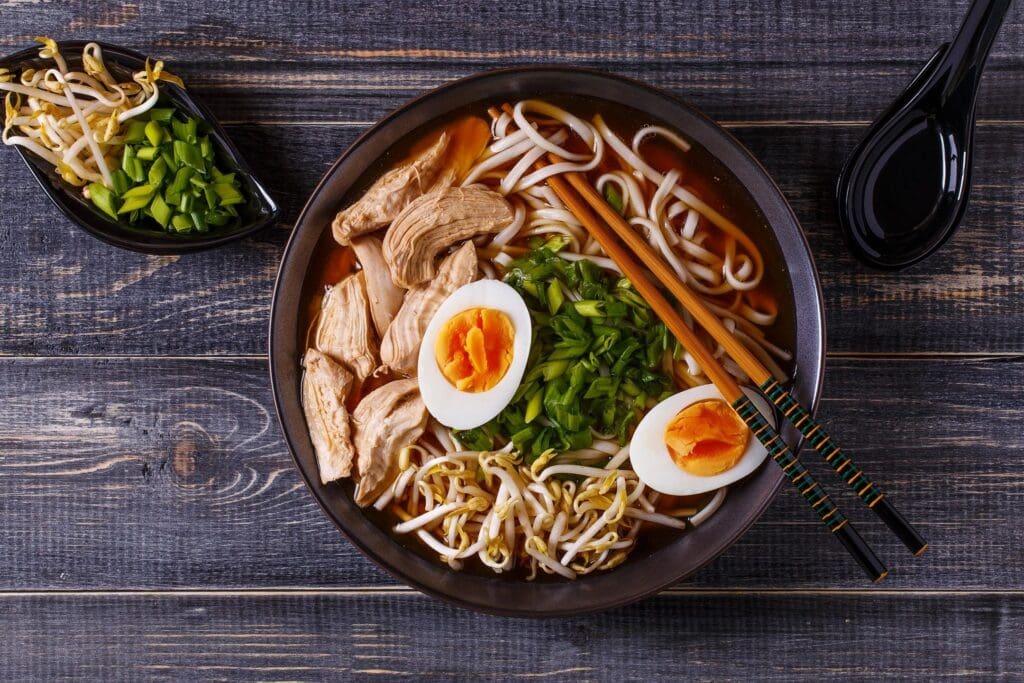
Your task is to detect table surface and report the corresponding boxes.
[2,1,1022,679]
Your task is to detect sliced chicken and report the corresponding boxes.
[383,186,513,288]
[302,349,356,484]
[332,132,452,246]
[352,235,405,338]
[352,379,428,506]
[380,240,479,375]
[316,271,379,382]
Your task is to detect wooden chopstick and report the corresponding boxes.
[532,164,888,582]
[549,152,927,557]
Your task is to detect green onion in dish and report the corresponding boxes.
[87,109,245,234]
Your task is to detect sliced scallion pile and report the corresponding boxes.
[87,108,245,233]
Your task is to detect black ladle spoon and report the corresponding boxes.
[836,0,1012,270]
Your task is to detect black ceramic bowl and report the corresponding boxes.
[0,41,279,254]
[270,67,825,616]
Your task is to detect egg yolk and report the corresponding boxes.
[664,399,750,477]
[435,307,514,392]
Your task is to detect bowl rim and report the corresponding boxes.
[269,65,826,617]
[0,39,281,254]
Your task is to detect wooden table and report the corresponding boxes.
[2,1,1022,679]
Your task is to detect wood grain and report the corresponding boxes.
[1,0,1022,675]
[0,591,1020,679]
[0,356,1020,591]
[3,1,1024,124]
[1,122,1022,356]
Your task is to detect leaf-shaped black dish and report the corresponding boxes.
[0,40,280,254]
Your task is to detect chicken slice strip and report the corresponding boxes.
[332,132,452,246]
[380,240,479,376]
[352,378,428,506]
[316,270,379,382]
[352,235,405,338]
[383,186,513,288]
[302,349,356,484]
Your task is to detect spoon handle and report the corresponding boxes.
[733,396,889,582]
[936,0,1012,105]
[760,379,928,556]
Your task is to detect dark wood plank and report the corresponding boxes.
[3,0,1023,123]
[2,122,1021,355]
[0,356,1020,591]
[0,591,1020,679]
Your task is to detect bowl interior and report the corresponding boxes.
[0,41,280,254]
[270,67,824,616]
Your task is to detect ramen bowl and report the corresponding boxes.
[269,67,824,616]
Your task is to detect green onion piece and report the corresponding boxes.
[212,182,244,206]
[178,192,195,213]
[573,300,604,317]
[121,183,157,200]
[124,121,147,144]
[189,176,209,190]
[190,211,209,232]
[117,189,155,214]
[109,170,130,196]
[148,108,175,122]
[147,156,168,187]
[149,194,172,228]
[125,156,146,183]
[199,136,213,160]
[603,184,624,214]
[203,186,219,209]
[524,390,543,424]
[167,167,193,194]
[171,213,193,232]
[136,146,159,161]
[88,182,118,219]
[546,279,564,314]
[207,211,231,227]
[172,117,198,145]
[173,140,204,171]
[160,149,178,173]
[144,120,164,147]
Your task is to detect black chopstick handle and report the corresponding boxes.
[733,395,888,582]
[759,378,928,556]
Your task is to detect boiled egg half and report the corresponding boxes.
[418,280,532,430]
[630,384,776,496]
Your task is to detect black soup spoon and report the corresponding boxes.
[836,0,1012,269]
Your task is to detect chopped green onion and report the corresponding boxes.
[212,182,244,206]
[109,170,129,196]
[603,184,624,214]
[147,157,168,187]
[124,120,148,144]
[149,194,172,228]
[148,108,175,122]
[88,182,118,219]
[144,120,164,147]
[171,213,193,232]
[136,146,159,161]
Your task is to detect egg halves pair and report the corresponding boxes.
[418,281,774,496]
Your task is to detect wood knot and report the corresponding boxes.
[168,421,222,488]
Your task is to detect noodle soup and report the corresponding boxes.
[297,96,794,580]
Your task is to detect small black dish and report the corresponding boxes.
[0,40,279,254]
[835,0,1010,270]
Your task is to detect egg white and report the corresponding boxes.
[417,280,532,430]
[630,384,776,496]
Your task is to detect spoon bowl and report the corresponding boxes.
[836,0,1010,270]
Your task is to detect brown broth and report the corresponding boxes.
[299,96,796,579]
